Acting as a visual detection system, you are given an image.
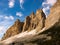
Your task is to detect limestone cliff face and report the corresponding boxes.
[45,0,60,29]
[51,0,60,10]
[36,9,46,30]
[2,19,24,40]
[1,0,60,45]
[22,10,46,32]
[22,16,31,31]
[2,9,46,40]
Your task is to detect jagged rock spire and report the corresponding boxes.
[36,9,43,15]
[2,9,46,40]
[30,12,35,18]
[36,9,46,20]
[2,19,24,40]
[14,19,21,25]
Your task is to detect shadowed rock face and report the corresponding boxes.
[22,16,31,31]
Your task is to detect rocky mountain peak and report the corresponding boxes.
[1,0,60,45]
[22,9,46,32]
[2,9,46,40]
[30,12,35,18]
[14,19,21,25]
[36,9,46,20]
[15,19,20,22]
[36,9,42,15]
[2,19,24,40]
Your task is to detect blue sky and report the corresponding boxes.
[0,0,57,39]
[0,0,44,21]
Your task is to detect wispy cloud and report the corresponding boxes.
[42,0,57,6]
[8,0,25,9]
[0,15,14,39]
[9,16,14,20]
[0,15,14,20]
[0,26,6,39]
[8,0,15,8]
[42,0,57,16]
[16,12,23,17]
[20,0,24,9]
[4,16,14,20]
[0,21,13,39]
[0,26,4,32]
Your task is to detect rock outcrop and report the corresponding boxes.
[45,0,60,29]
[0,0,60,45]
[2,9,46,40]
[2,19,24,40]
[23,10,46,32]
[36,9,46,30]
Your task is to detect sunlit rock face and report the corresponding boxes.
[45,0,60,29]
[2,9,46,40]
[36,9,46,30]
[1,0,60,45]
[2,19,24,40]
[51,0,60,9]
[22,9,46,32]
[36,9,46,20]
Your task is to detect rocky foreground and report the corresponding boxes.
[0,0,60,45]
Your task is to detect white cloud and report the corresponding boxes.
[0,26,5,39]
[0,15,14,39]
[42,0,57,16]
[42,0,57,6]
[8,0,25,9]
[9,16,14,20]
[4,15,14,20]
[8,0,15,8]
[0,26,4,32]
[4,16,9,19]
[20,0,24,9]
[43,6,50,17]
[0,22,13,39]
[46,0,57,5]
[16,12,23,17]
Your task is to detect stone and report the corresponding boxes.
[45,0,60,29]
[1,0,60,45]
[2,19,24,40]
[1,9,46,41]
[22,10,46,32]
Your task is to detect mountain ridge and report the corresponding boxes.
[0,0,60,45]
[2,9,46,40]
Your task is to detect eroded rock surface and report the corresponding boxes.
[1,0,60,45]
[23,10,46,32]
[2,19,24,40]
[2,9,46,41]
